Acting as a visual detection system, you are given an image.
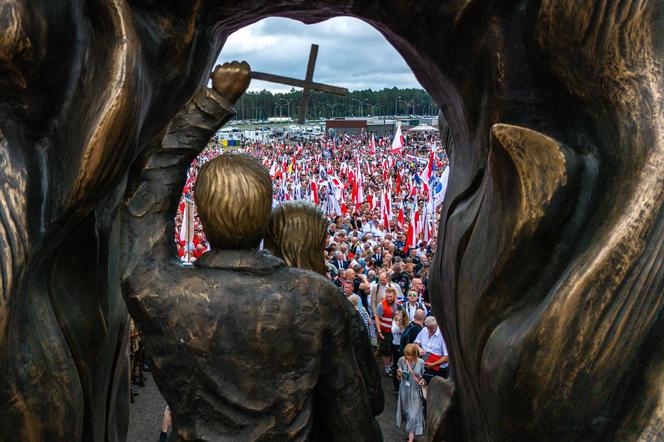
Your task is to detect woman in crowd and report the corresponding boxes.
[396,343,426,442]
[391,309,411,396]
[349,293,371,334]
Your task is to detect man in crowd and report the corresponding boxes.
[375,287,398,375]
[372,246,384,268]
[391,261,411,294]
[345,268,370,308]
[343,280,356,299]
[401,308,426,354]
[331,250,349,270]
[415,316,449,380]
[370,272,402,319]
[399,290,427,321]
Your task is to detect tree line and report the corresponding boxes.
[232,87,437,121]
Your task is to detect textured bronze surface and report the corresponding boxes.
[0,1,661,441]
[265,201,329,275]
[264,200,385,421]
[121,65,381,440]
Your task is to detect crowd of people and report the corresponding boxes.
[164,129,451,440]
[175,130,448,262]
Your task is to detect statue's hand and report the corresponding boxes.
[211,61,251,104]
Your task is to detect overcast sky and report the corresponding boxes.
[217,17,423,93]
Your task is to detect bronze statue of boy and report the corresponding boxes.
[121,62,382,441]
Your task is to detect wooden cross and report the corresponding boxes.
[251,44,349,124]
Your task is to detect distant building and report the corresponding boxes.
[325,118,395,138]
[367,119,395,138]
[325,119,366,137]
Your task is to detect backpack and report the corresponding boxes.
[400,322,422,354]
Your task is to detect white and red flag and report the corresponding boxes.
[404,208,420,253]
[380,190,393,231]
[310,181,319,205]
[397,208,405,229]
[391,123,405,154]
[368,192,376,212]
[425,148,435,182]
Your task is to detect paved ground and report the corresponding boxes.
[128,365,426,441]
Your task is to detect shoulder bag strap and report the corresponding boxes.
[405,358,422,384]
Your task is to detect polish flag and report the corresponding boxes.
[384,191,393,219]
[355,166,365,210]
[404,209,420,253]
[368,193,377,212]
[380,191,393,231]
[351,179,360,208]
[397,208,405,229]
[391,124,405,154]
[421,181,430,196]
[310,181,319,205]
[369,134,377,154]
[425,148,435,182]
[330,175,344,189]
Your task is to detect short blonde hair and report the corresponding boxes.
[194,154,272,249]
[403,343,419,361]
[264,202,328,275]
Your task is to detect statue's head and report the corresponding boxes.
[264,201,328,275]
[195,154,272,250]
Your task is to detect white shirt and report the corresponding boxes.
[391,322,403,345]
[403,301,427,322]
[414,326,447,358]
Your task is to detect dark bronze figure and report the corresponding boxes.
[121,64,382,440]
[0,1,661,441]
[264,201,385,420]
[265,202,329,275]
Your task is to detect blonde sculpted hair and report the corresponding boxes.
[264,201,328,275]
[194,154,272,249]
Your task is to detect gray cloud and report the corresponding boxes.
[217,17,423,92]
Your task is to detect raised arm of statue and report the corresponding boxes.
[121,62,250,280]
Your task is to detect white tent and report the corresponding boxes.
[409,124,439,132]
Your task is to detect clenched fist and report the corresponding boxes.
[211,61,251,104]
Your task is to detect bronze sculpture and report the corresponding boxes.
[264,201,385,421]
[121,64,382,440]
[265,202,329,275]
[0,1,661,441]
